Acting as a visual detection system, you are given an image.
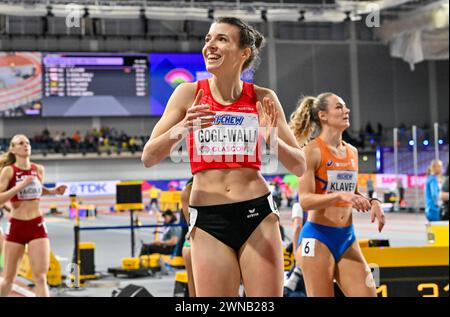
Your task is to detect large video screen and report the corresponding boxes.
[1,52,255,118]
[149,53,254,116]
[42,52,150,117]
[149,53,210,116]
[0,52,43,117]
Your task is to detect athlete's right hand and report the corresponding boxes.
[338,192,371,212]
[18,176,34,189]
[181,89,216,132]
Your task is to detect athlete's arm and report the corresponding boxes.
[37,164,67,196]
[256,87,306,177]
[355,187,368,200]
[347,146,385,230]
[0,167,34,205]
[141,83,216,168]
[1,203,11,213]
[162,235,178,247]
[353,186,372,212]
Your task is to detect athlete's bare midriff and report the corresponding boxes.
[190,167,270,206]
[9,200,41,220]
[308,206,353,228]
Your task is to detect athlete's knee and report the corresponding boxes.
[33,273,47,285]
[1,275,15,285]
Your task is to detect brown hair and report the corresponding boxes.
[288,93,334,147]
[0,134,28,170]
[214,17,265,72]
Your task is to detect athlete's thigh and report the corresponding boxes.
[2,241,26,279]
[239,213,284,297]
[28,238,50,276]
[296,238,335,297]
[335,241,377,297]
[190,227,241,297]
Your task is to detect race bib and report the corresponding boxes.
[326,170,357,193]
[17,177,42,200]
[194,111,259,156]
[301,238,316,257]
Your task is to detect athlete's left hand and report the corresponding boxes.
[54,185,67,196]
[370,201,386,232]
[256,97,279,145]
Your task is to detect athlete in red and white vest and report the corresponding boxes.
[143,18,306,297]
[0,134,66,297]
[187,78,261,173]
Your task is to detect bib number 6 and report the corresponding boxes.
[301,238,316,257]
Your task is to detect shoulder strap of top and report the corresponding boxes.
[196,79,211,96]
[343,141,355,160]
[309,139,324,174]
[314,137,329,155]
[243,82,258,103]
[31,163,43,181]
[10,164,17,173]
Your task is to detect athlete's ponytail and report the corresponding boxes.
[0,151,15,171]
[289,93,334,147]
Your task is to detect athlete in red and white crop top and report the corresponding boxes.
[7,163,43,203]
[187,79,262,174]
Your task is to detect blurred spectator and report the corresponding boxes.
[365,122,374,136]
[72,130,81,144]
[358,129,366,149]
[53,131,61,149]
[42,128,50,139]
[271,182,282,208]
[148,186,161,214]
[366,175,375,199]
[284,184,294,208]
[425,160,443,221]
[61,132,70,154]
[376,122,383,140]
[129,136,138,153]
[440,164,449,220]
[397,178,406,208]
[139,210,181,256]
